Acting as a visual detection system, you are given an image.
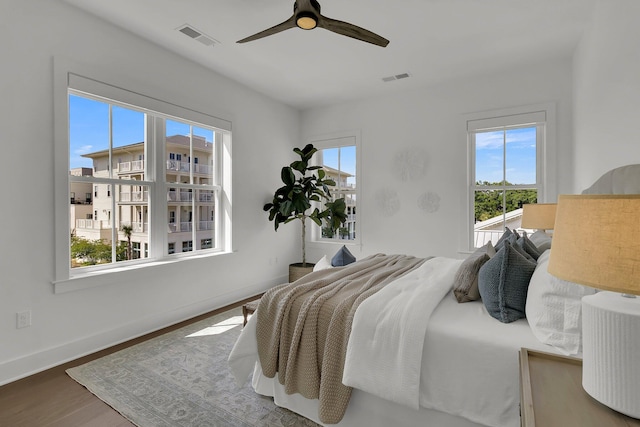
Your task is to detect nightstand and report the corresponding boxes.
[519,348,640,427]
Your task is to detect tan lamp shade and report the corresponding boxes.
[547,194,640,295]
[520,203,557,230]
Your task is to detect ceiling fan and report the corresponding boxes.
[237,0,389,47]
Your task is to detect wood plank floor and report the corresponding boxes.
[0,297,259,427]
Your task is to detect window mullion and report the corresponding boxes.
[149,116,166,259]
[502,129,507,226]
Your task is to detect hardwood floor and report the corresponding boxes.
[0,297,258,427]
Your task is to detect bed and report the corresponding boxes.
[228,164,640,427]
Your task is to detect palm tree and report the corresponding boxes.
[121,224,133,260]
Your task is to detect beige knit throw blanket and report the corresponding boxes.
[255,254,428,424]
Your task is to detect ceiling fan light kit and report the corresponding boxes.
[296,13,317,30]
[237,0,389,47]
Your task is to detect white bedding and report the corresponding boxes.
[419,292,560,426]
[343,257,462,409]
[228,256,563,427]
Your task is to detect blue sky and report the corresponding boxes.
[475,127,536,185]
[69,94,213,169]
[321,146,356,185]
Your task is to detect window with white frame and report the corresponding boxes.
[310,133,359,243]
[55,66,232,286]
[467,106,555,250]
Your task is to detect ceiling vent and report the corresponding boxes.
[177,24,218,47]
[382,72,411,82]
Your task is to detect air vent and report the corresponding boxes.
[382,72,412,82]
[177,24,218,47]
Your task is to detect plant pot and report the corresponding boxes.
[289,263,315,283]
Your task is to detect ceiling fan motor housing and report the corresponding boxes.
[237,0,389,47]
[295,0,320,30]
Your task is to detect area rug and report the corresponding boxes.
[66,307,319,427]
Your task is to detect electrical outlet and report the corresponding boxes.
[16,311,31,329]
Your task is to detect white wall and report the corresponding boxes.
[573,0,640,191]
[302,59,574,262]
[0,0,301,385]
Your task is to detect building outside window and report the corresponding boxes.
[310,132,360,244]
[56,67,232,285]
[466,105,555,250]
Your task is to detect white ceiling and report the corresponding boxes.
[62,0,596,110]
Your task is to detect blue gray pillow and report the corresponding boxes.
[517,234,541,260]
[478,240,537,323]
[331,245,356,267]
[494,227,521,250]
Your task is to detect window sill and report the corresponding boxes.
[310,239,360,246]
[53,250,233,294]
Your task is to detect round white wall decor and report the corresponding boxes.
[375,188,401,217]
[417,192,441,213]
[393,148,428,182]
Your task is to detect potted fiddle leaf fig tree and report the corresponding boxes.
[264,144,347,282]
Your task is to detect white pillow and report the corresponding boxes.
[525,249,597,355]
[528,230,552,252]
[312,255,332,272]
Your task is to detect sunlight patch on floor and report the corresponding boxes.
[186,315,244,337]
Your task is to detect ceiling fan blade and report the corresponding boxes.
[317,15,389,47]
[237,15,297,43]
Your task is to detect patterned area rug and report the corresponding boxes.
[66,308,319,427]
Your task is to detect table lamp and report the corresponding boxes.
[547,194,640,419]
[520,203,557,232]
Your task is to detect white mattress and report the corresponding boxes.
[230,288,563,427]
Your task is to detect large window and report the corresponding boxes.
[311,133,359,243]
[54,64,232,288]
[467,106,555,250]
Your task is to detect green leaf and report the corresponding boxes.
[281,166,295,186]
[291,160,306,173]
[300,144,317,161]
[280,200,293,217]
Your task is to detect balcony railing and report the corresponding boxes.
[167,190,192,202]
[76,219,111,230]
[119,191,148,203]
[166,160,212,175]
[168,221,214,233]
[116,160,144,173]
[167,190,215,203]
[198,220,214,230]
[76,219,148,233]
[473,229,505,248]
[199,191,214,202]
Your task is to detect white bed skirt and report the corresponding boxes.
[251,362,485,427]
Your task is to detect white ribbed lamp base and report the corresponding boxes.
[582,292,640,419]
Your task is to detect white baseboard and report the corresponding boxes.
[0,275,287,386]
